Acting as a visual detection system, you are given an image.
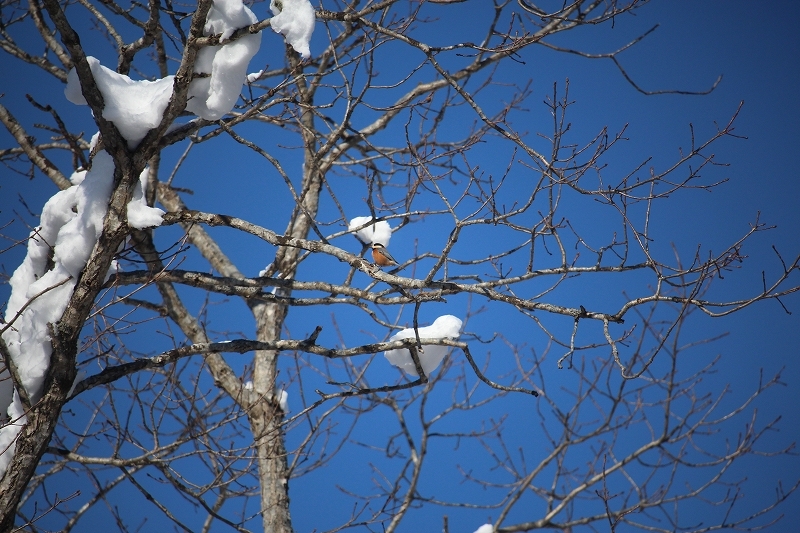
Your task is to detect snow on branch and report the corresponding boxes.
[65,58,174,148]
[269,0,315,59]
[349,216,392,246]
[383,315,463,377]
[187,0,262,119]
[0,138,163,476]
[0,148,115,476]
[65,0,262,145]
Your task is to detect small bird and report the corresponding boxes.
[371,242,398,267]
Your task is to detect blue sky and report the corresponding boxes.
[1,0,799,531]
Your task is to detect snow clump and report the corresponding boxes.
[187,0,262,120]
[384,315,463,377]
[269,0,316,58]
[65,57,173,148]
[349,216,392,246]
[0,143,120,476]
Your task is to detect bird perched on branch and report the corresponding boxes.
[371,242,398,267]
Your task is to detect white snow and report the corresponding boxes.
[0,141,117,476]
[65,57,174,149]
[186,0,262,120]
[384,315,463,377]
[247,69,264,83]
[269,0,315,59]
[278,389,289,412]
[65,0,262,138]
[348,216,392,246]
[126,168,165,229]
[472,525,493,533]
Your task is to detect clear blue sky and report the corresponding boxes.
[1,1,798,531]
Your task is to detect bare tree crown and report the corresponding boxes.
[0,1,798,532]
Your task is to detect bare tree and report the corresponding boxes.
[0,0,797,532]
